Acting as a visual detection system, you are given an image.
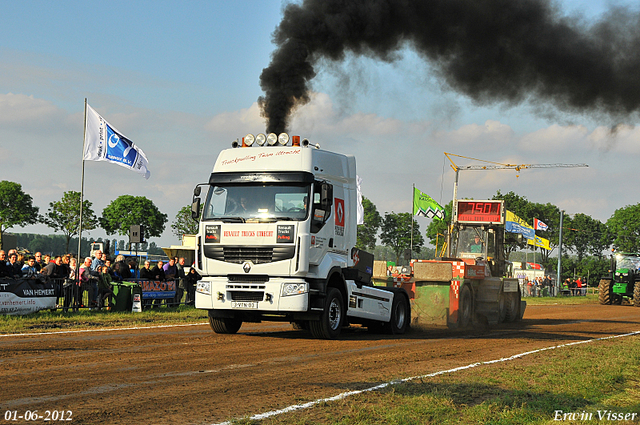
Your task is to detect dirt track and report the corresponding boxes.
[2,303,640,424]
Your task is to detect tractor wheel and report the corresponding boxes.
[459,285,472,328]
[388,293,410,335]
[498,292,507,323]
[634,283,640,307]
[505,291,521,322]
[208,312,242,334]
[309,288,343,339]
[599,279,613,305]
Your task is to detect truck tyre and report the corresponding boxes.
[505,291,521,322]
[598,279,613,305]
[388,294,410,335]
[634,282,640,307]
[309,288,343,339]
[459,285,472,328]
[208,313,242,334]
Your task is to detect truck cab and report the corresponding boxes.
[192,133,410,338]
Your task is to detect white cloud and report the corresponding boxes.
[519,124,589,152]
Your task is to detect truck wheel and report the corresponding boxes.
[208,313,242,334]
[388,294,410,335]
[309,288,343,339]
[599,279,613,305]
[505,291,521,322]
[459,285,472,328]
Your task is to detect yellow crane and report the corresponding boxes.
[441,152,588,258]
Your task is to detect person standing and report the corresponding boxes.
[185,266,201,306]
[174,257,186,306]
[34,252,43,271]
[21,256,39,278]
[140,260,153,279]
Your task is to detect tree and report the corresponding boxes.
[171,205,201,240]
[100,195,168,241]
[564,213,611,261]
[607,204,640,252]
[42,191,99,254]
[356,197,381,251]
[0,181,39,250]
[380,212,424,264]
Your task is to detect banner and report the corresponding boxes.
[413,188,445,220]
[139,280,176,299]
[534,218,549,231]
[356,175,364,225]
[505,210,535,240]
[84,104,151,179]
[0,278,57,315]
[527,235,551,250]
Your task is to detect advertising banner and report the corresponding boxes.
[0,278,57,315]
[505,210,535,240]
[139,280,176,299]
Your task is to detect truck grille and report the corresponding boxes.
[230,291,264,302]
[203,246,295,264]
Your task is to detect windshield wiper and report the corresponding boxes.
[221,217,246,223]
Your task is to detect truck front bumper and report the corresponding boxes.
[195,277,309,312]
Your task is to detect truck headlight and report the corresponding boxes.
[281,283,307,297]
[196,281,211,295]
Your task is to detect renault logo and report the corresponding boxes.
[242,262,252,273]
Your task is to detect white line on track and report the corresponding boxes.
[213,330,640,425]
[0,322,209,337]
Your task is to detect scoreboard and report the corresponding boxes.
[456,200,504,224]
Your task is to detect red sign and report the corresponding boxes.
[334,198,345,227]
[457,200,504,224]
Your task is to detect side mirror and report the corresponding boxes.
[193,186,201,197]
[191,198,201,221]
[320,183,333,211]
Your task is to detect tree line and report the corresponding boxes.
[0,180,191,255]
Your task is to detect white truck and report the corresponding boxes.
[192,133,410,339]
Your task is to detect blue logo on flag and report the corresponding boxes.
[106,125,137,166]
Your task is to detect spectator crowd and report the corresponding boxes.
[0,248,200,312]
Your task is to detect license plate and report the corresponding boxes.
[231,301,258,309]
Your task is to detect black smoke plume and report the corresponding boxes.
[259,0,640,134]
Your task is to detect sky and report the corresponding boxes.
[1,0,639,250]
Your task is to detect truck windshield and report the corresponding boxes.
[202,183,310,222]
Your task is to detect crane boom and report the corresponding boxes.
[443,152,588,257]
[444,152,588,172]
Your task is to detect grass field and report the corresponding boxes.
[237,335,640,425]
[0,305,209,334]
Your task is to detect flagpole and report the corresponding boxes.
[410,184,414,262]
[77,98,87,261]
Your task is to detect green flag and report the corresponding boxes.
[413,188,445,220]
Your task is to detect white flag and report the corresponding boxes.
[84,104,150,179]
[356,175,364,225]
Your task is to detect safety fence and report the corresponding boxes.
[46,278,194,312]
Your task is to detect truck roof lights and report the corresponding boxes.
[243,133,255,147]
[267,133,278,146]
[232,132,307,148]
[278,133,290,145]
